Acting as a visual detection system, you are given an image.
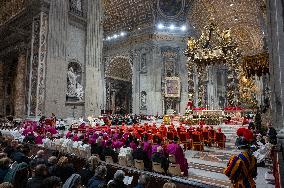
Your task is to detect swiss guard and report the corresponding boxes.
[224,128,257,188]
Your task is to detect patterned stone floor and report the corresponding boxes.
[182,123,275,188]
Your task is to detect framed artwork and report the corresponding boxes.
[165,77,180,98]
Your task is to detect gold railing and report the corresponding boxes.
[0,0,30,26]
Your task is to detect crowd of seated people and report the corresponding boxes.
[0,136,180,188]
[0,115,229,180]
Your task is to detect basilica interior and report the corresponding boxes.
[0,0,283,188]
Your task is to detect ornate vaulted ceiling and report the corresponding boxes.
[188,0,267,56]
[103,0,153,34]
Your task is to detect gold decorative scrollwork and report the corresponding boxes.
[0,0,28,26]
[184,23,241,107]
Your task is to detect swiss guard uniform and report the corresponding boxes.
[224,128,257,188]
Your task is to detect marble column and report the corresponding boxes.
[44,0,68,117]
[267,0,284,130]
[14,53,26,117]
[180,49,189,114]
[28,11,49,117]
[85,0,104,116]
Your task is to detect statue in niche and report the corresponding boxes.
[140,91,147,109]
[140,53,147,73]
[67,66,84,101]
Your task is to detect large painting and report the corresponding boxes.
[165,77,180,98]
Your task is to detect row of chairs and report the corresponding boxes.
[98,154,183,176]
[50,142,91,158]
[174,131,226,151]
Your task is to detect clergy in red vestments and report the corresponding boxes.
[166,136,188,176]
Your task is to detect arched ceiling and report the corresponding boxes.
[105,57,132,81]
[103,0,153,35]
[188,0,267,56]
[102,0,191,35]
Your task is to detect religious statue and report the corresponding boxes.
[187,37,196,50]
[140,53,147,73]
[67,67,84,101]
[221,29,232,44]
[140,91,147,109]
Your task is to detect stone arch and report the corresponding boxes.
[105,56,132,81]
[105,56,133,114]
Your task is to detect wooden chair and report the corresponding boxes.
[55,144,61,151]
[168,154,176,163]
[152,162,164,174]
[168,163,182,176]
[202,131,211,146]
[215,132,226,148]
[134,159,144,170]
[73,148,81,156]
[208,129,216,145]
[192,133,204,151]
[167,132,174,140]
[179,132,191,150]
[118,156,127,166]
[105,156,114,163]
[62,146,68,153]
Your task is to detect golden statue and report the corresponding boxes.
[221,29,232,44]
[187,37,196,50]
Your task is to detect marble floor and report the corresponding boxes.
[182,123,275,188]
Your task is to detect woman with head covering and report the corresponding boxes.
[63,174,82,188]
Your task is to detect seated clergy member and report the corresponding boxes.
[152,146,169,173]
[142,135,152,159]
[132,142,151,170]
[102,140,118,163]
[166,136,188,176]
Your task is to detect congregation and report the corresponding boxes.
[0,114,278,188]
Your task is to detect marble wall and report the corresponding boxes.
[103,33,189,115]
[14,54,27,117]
[44,0,104,118]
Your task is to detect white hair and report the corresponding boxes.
[114,170,125,181]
